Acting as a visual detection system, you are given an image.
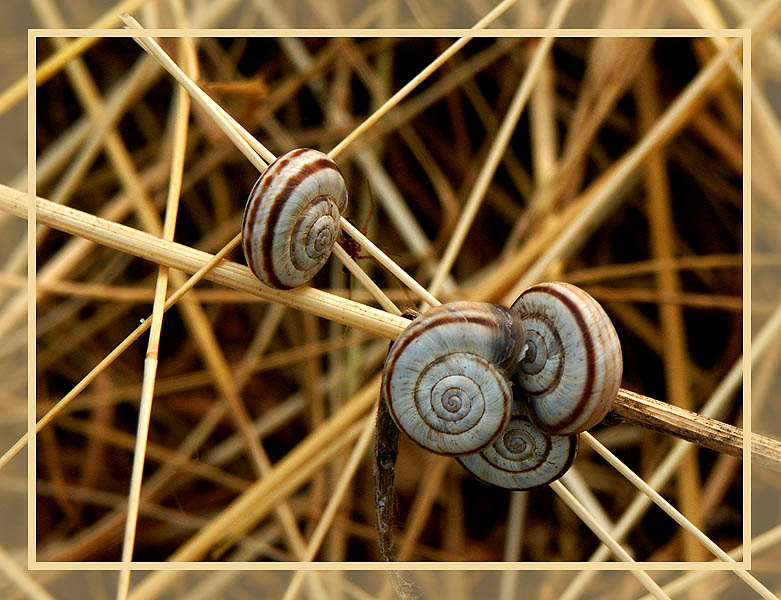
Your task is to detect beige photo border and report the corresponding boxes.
[27,24,753,579]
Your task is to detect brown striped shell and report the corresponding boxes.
[241,148,348,289]
[381,302,526,456]
[510,282,622,435]
[457,398,578,490]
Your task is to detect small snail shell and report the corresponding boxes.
[241,148,348,289]
[457,399,578,490]
[510,282,622,435]
[381,301,526,456]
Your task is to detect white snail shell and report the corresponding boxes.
[510,282,622,435]
[457,400,578,490]
[381,302,526,456]
[241,148,348,289]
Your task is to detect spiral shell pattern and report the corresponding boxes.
[381,302,526,456]
[241,148,348,289]
[457,401,578,490]
[510,282,622,435]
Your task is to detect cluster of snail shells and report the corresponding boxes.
[240,150,623,489]
[381,282,622,490]
[242,148,347,290]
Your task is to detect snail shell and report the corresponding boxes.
[511,282,622,435]
[381,301,526,456]
[457,399,578,490]
[241,148,348,289]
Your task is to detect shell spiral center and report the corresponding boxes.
[416,354,488,435]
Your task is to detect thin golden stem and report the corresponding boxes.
[0,186,410,339]
[504,36,744,301]
[0,234,241,473]
[550,480,671,600]
[116,30,196,599]
[0,0,151,117]
[635,61,704,561]
[0,544,55,600]
[637,525,781,600]
[427,0,571,298]
[558,304,781,600]
[582,431,777,599]
[332,243,401,315]
[564,254,745,284]
[120,14,273,169]
[339,218,441,307]
[327,0,518,159]
[121,14,426,316]
[281,414,377,599]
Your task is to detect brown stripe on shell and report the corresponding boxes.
[383,311,511,435]
[242,149,307,287]
[518,311,564,397]
[414,358,488,438]
[383,313,502,443]
[241,175,265,276]
[521,283,596,433]
[383,399,510,458]
[241,174,264,241]
[384,305,523,384]
[261,156,341,288]
[456,421,578,490]
[544,434,578,487]
[242,148,309,258]
[483,430,552,475]
[381,303,522,457]
[289,196,333,256]
[392,401,509,458]
[242,148,342,288]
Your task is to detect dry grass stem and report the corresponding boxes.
[549,480,671,600]
[505,36,744,300]
[582,431,775,596]
[123,14,437,311]
[558,303,781,599]
[1,176,771,470]
[116,25,198,600]
[0,544,55,600]
[0,185,409,339]
[327,0,519,159]
[0,0,151,117]
[281,414,377,600]
[637,526,781,600]
[427,0,572,298]
[121,14,273,169]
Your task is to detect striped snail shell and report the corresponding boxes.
[241,148,348,289]
[381,301,526,456]
[457,398,578,490]
[510,282,622,435]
